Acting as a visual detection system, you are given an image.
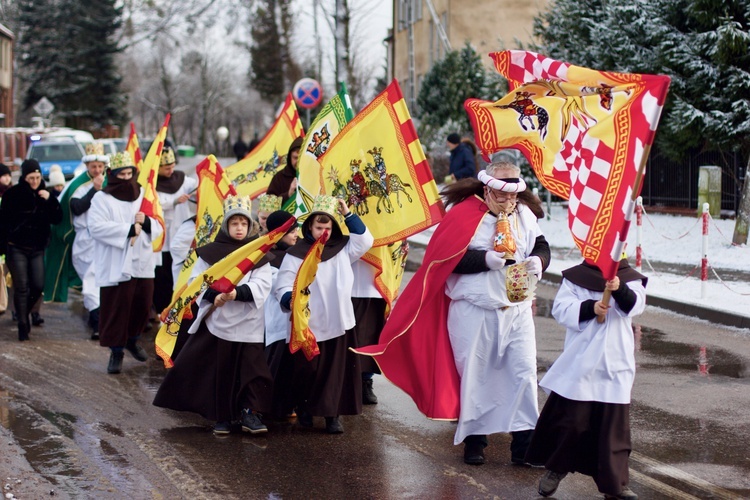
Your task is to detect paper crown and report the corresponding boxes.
[310,195,339,217]
[82,142,109,164]
[223,195,253,218]
[160,148,176,166]
[109,151,135,170]
[257,193,282,213]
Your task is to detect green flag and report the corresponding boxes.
[295,82,356,221]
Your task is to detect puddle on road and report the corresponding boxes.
[636,325,749,378]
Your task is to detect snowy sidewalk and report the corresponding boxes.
[407,203,750,328]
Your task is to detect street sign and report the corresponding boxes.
[34,97,55,117]
[292,78,323,109]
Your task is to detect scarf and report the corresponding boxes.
[562,259,648,292]
[103,171,140,202]
[156,170,186,194]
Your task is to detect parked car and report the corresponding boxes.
[99,138,127,156]
[25,137,85,180]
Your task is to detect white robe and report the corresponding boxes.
[264,265,290,346]
[273,229,374,342]
[444,205,543,444]
[88,189,163,288]
[542,278,646,404]
[157,176,198,252]
[187,257,272,343]
[70,181,99,311]
[351,259,381,298]
[169,217,196,284]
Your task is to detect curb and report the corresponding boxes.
[404,241,750,330]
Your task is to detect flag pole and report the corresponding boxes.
[596,143,651,323]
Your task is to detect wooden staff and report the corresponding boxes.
[597,143,651,324]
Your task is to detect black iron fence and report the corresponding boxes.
[641,148,746,213]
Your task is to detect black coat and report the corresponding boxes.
[0,178,62,252]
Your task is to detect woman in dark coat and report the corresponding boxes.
[266,137,303,205]
[0,159,62,340]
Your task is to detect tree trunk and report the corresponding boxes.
[733,156,750,245]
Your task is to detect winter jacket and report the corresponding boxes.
[449,142,477,180]
[0,179,62,252]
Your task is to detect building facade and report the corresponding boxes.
[389,0,546,111]
[0,23,13,127]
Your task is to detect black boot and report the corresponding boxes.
[88,308,100,340]
[362,378,378,405]
[510,429,535,465]
[31,312,44,326]
[125,338,148,362]
[325,416,344,434]
[107,351,124,374]
[463,435,487,465]
[18,322,30,342]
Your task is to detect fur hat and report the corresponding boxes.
[83,142,110,164]
[446,133,461,145]
[21,159,42,178]
[160,148,176,166]
[221,195,259,236]
[48,165,66,187]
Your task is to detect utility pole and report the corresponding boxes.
[334,0,348,88]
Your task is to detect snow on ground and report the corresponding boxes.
[408,202,750,321]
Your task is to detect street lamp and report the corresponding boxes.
[216,126,229,156]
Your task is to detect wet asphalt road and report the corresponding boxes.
[2,278,750,499]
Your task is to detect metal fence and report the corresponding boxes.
[641,148,746,213]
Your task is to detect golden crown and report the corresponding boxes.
[310,194,339,217]
[110,151,135,170]
[160,148,176,166]
[257,193,282,213]
[222,195,253,216]
[85,142,105,156]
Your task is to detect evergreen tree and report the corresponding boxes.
[416,43,505,135]
[249,0,284,103]
[16,0,126,127]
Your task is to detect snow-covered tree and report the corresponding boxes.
[531,0,750,243]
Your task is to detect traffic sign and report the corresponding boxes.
[292,78,323,109]
[34,97,55,117]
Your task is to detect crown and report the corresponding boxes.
[222,195,253,216]
[109,151,135,170]
[310,194,339,217]
[160,148,176,166]
[257,193,282,213]
[86,142,105,156]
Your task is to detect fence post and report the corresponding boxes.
[635,196,643,272]
[701,203,709,299]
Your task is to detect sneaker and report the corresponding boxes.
[325,416,344,434]
[538,470,568,497]
[605,487,638,500]
[125,341,148,362]
[107,351,124,374]
[31,312,44,326]
[241,409,268,434]
[362,378,378,405]
[463,442,485,465]
[213,421,231,435]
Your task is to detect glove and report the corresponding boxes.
[485,251,507,270]
[524,256,543,277]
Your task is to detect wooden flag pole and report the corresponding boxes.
[596,143,651,323]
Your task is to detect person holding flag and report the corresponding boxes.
[153,195,275,436]
[153,147,197,315]
[88,151,163,374]
[527,258,646,500]
[274,195,373,434]
[69,142,109,339]
[266,137,303,208]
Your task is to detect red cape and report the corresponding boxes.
[355,195,488,419]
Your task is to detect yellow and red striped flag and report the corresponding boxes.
[464,50,670,279]
[125,123,144,171]
[226,93,304,199]
[360,241,409,312]
[136,115,170,251]
[315,80,444,304]
[155,216,295,367]
[289,230,328,360]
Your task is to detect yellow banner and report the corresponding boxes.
[137,115,169,252]
[289,232,328,360]
[226,93,304,199]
